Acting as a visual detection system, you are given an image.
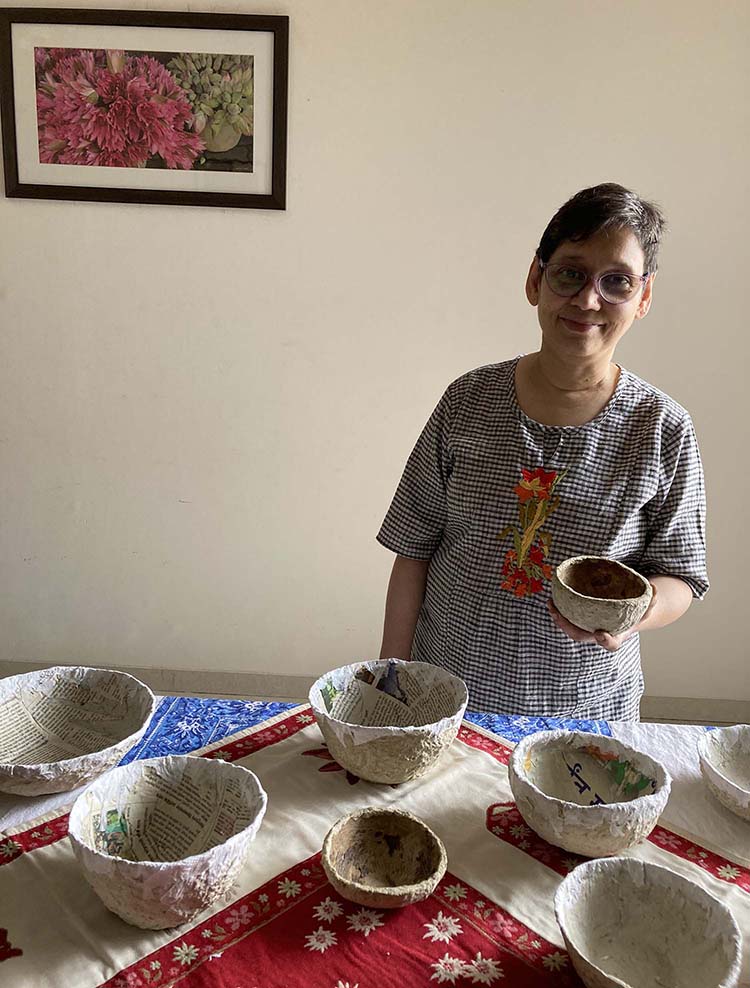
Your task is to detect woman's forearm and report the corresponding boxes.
[549,573,695,651]
[637,575,693,632]
[379,556,430,659]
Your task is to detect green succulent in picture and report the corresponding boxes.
[167,53,254,153]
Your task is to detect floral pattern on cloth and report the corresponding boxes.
[0,929,22,963]
[499,467,566,597]
[302,745,362,785]
[486,802,750,895]
[301,745,400,787]
[464,711,611,743]
[0,816,71,866]
[99,854,579,988]
[121,698,301,764]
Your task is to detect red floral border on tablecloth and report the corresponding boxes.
[0,814,70,865]
[485,801,750,893]
[0,709,312,869]
[99,853,580,988]
[457,724,512,766]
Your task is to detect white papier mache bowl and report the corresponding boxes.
[554,858,742,988]
[699,725,750,821]
[508,730,671,857]
[309,659,468,784]
[0,666,156,796]
[68,754,268,929]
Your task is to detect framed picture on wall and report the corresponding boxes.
[0,8,288,209]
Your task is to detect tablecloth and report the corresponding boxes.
[1,698,747,988]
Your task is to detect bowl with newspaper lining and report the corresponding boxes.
[309,659,468,784]
[508,730,671,856]
[68,754,268,929]
[0,665,156,796]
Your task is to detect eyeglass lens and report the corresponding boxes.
[545,264,642,303]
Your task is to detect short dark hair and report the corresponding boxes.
[537,183,666,273]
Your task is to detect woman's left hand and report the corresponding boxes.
[547,585,658,652]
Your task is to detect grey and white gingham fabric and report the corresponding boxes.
[377,356,708,720]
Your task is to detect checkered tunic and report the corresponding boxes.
[377,357,708,720]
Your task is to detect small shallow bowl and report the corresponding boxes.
[321,807,447,909]
[309,659,468,784]
[555,857,742,988]
[508,730,671,856]
[69,754,267,929]
[552,556,652,635]
[699,725,750,821]
[0,665,156,796]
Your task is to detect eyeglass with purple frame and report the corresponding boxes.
[537,257,650,305]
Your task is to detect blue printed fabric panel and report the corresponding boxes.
[121,697,300,764]
[464,711,612,742]
[121,696,613,765]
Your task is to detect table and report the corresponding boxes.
[1,698,748,987]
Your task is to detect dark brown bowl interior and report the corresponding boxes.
[565,559,645,600]
[329,812,441,889]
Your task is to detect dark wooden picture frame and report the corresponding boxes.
[0,8,288,209]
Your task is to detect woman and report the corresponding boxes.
[377,183,708,720]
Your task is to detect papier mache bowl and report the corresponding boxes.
[699,724,750,821]
[0,665,156,796]
[551,556,653,635]
[309,659,468,785]
[508,730,671,856]
[554,858,742,988]
[321,807,448,909]
[68,754,268,929]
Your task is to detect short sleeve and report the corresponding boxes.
[376,385,457,559]
[639,415,709,599]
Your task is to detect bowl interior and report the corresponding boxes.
[311,659,466,729]
[704,727,750,792]
[523,737,659,806]
[0,667,153,767]
[561,558,646,600]
[559,862,738,987]
[328,811,442,889]
[75,759,265,863]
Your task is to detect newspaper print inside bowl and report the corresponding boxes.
[0,666,156,796]
[508,730,671,856]
[68,754,268,929]
[551,556,653,635]
[699,725,750,821]
[554,858,742,988]
[309,659,468,784]
[321,807,448,909]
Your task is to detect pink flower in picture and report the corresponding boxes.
[34,47,204,169]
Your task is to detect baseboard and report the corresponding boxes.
[1,660,748,723]
[0,660,315,703]
[640,695,750,726]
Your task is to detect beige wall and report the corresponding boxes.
[1,0,746,701]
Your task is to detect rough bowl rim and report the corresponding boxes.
[68,754,268,871]
[0,665,156,774]
[554,555,651,604]
[698,726,750,800]
[509,729,671,813]
[553,856,743,988]
[308,658,468,735]
[321,806,447,898]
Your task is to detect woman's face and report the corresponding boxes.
[525,227,653,360]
